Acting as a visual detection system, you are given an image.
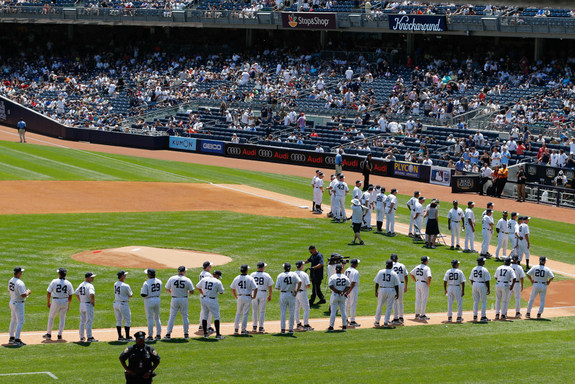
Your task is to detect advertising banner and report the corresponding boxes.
[169,136,197,151]
[200,139,224,154]
[451,175,481,193]
[393,161,421,179]
[281,12,337,30]
[525,163,574,186]
[430,166,452,186]
[388,14,446,32]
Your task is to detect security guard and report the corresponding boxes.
[119,331,160,383]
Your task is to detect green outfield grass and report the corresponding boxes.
[0,139,574,382]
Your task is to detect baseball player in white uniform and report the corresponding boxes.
[231,264,257,335]
[470,257,491,322]
[410,256,432,320]
[275,262,302,334]
[507,212,519,257]
[494,257,516,320]
[312,172,325,213]
[164,266,195,339]
[391,253,408,325]
[328,174,337,218]
[374,260,400,328]
[374,186,386,233]
[344,259,361,327]
[8,267,31,346]
[114,270,133,341]
[327,264,351,331]
[526,256,554,319]
[407,191,420,236]
[43,267,73,341]
[196,270,225,340]
[386,188,398,236]
[333,174,349,222]
[413,196,425,239]
[361,185,374,230]
[75,272,97,342]
[510,255,526,318]
[447,200,464,250]
[495,211,510,261]
[141,268,162,341]
[443,259,466,322]
[464,201,476,253]
[294,261,313,331]
[352,180,363,200]
[251,261,274,333]
[481,209,494,257]
[311,169,320,212]
[198,261,213,334]
[516,216,531,269]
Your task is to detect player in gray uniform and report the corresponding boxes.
[494,257,516,320]
[374,260,400,328]
[75,272,97,342]
[114,270,133,341]
[510,255,526,318]
[526,256,554,319]
[164,266,195,340]
[495,211,510,261]
[374,186,386,233]
[231,264,257,335]
[251,262,274,333]
[196,270,225,340]
[407,191,420,237]
[447,200,464,250]
[141,268,162,341]
[8,266,31,346]
[327,264,351,331]
[345,259,361,327]
[470,257,491,322]
[443,259,466,323]
[198,261,214,334]
[43,267,74,341]
[294,261,313,331]
[391,253,408,325]
[410,256,432,320]
[275,262,302,334]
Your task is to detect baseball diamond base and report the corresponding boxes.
[71,246,232,269]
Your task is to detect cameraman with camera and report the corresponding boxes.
[305,245,326,306]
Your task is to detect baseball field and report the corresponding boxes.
[1,128,575,383]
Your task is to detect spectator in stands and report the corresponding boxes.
[231,133,240,143]
[567,153,575,169]
[558,149,568,168]
[315,144,324,153]
[516,141,526,156]
[422,156,433,166]
[490,147,502,167]
[479,163,493,195]
[554,171,568,188]
[455,157,465,175]
[501,146,512,166]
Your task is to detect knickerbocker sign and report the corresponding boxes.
[282,12,337,30]
[388,15,446,32]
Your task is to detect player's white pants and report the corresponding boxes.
[167,297,189,335]
[79,302,94,339]
[252,294,268,328]
[375,288,395,325]
[295,291,310,325]
[329,293,347,327]
[386,211,395,233]
[363,209,372,228]
[527,282,547,315]
[313,189,323,206]
[201,296,221,321]
[393,283,405,319]
[414,217,423,236]
[145,297,161,337]
[113,301,131,327]
[234,296,252,332]
[330,193,335,214]
[481,229,492,254]
[464,225,475,251]
[415,281,429,316]
[199,302,212,329]
[47,298,69,336]
[279,292,296,331]
[450,223,461,247]
[516,243,530,263]
[9,300,25,339]
[345,288,358,322]
[408,211,415,234]
[472,283,488,318]
[446,285,463,318]
[508,235,518,257]
[495,233,509,258]
[512,282,522,313]
[335,196,346,220]
[495,284,512,316]
[375,207,384,223]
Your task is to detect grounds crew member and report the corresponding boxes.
[119,331,160,384]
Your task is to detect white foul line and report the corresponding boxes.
[0,372,58,379]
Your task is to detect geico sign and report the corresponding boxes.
[227,147,242,155]
[290,153,307,162]
[258,149,274,158]
[203,143,222,150]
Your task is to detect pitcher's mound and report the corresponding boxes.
[71,246,232,269]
